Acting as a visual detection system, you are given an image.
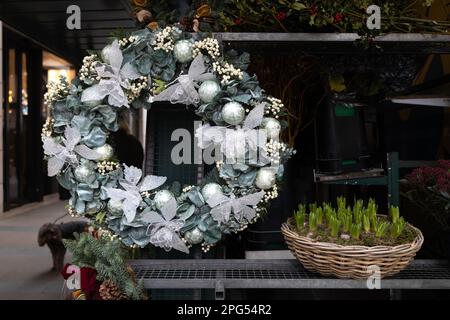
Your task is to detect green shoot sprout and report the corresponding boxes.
[316,207,323,225]
[294,210,306,230]
[309,202,317,214]
[330,215,341,238]
[353,198,364,215]
[353,206,362,225]
[363,214,371,233]
[350,223,362,240]
[342,212,352,233]
[391,217,406,238]
[390,206,400,224]
[337,196,346,210]
[375,220,390,238]
[309,211,318,232]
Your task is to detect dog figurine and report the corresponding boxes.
[38,221,88,272]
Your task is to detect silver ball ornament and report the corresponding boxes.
[201,183,223,201]
[261,117,281,140]
[221,101,245,126]
[154,190,175,210]
[101,43,116,65]
[94,144,114,161]
[255,167,276,190]
[173,40,193,63]
[74,165,94,183]
[184,227,204,245]
[107,199,123,215]
[198,80,221,103]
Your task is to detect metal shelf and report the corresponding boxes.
[209,33,450,54]
[214,33,450,43]
[314,168,385,184]
[130,259,450,299]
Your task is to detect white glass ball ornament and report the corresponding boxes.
[261,117,281,140]
[74,164,94,183]
[154,190,175,210]
[101,43,115,65]
[221,101,245,126]
[173,40,193,63]
[255,167,276,190]
[184,227,204,245]
[107,199,123,215]
[94,144,114,161]
[198,80,221,103]
[201,183,223,201]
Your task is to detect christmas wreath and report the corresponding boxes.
[42,25,294,253]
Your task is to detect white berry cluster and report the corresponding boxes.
[41,118,54,138]
[97,160,120,175]
[126,76,148,102]
[251,207,262,223]
[263,185,278,202]
[181,237,193,249]
[236,222,249,232]
[96,226,123,242]
[67,205,78,218]
[182,185,195,193]
[118,35,138,48]
[266,139,288,165]
[212,61,244,85]
[141,190,151,198]
[79,54,98,83]
[201,242,212,253]
[193,37,220,59]
[152,26,178,52]
[44,77,69,105]
[266,96,284,117]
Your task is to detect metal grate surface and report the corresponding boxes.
[130,259,450,290]
[133,265,317,280]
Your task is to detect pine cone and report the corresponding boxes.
[99,280,128,300]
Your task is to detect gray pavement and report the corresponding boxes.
[0,198,84,300]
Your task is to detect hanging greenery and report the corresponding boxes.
[63,232,146,300]
[131,0,450,35]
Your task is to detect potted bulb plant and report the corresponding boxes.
[281,197,423,279]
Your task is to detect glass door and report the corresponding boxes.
[3,28,44,210]
[5,48,21,207]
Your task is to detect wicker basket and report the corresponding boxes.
[281,217,424,279]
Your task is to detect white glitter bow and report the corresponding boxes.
[149,54,215,105]
[42,126,100,177]
[81,40,141,108]
[141,197,189,253]
[105,165,167,223]
[196,102,267,164]
[206,191,265,224]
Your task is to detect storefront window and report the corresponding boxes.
[7,49,16,104]
[21,53,28,116]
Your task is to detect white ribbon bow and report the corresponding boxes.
[206,191,266,224]
[196,102,268,164]
[141,197,189,253]
[149,54,215,105]
[105,165,167,223]
[43,126,101,177]
[81,40,141,108]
